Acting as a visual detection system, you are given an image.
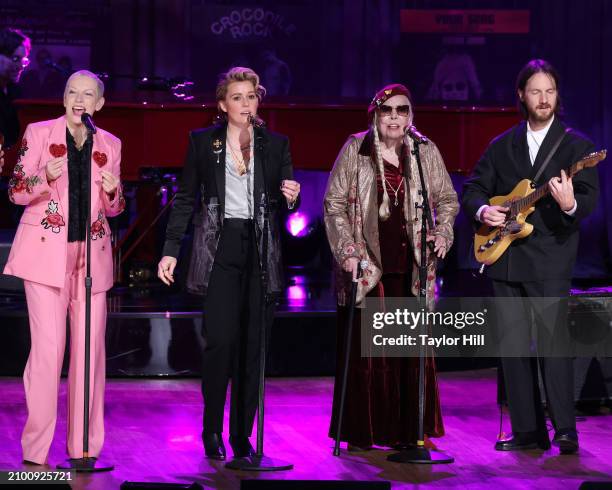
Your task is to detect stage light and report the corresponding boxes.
[287,284,307,307]
[286,212,311,237]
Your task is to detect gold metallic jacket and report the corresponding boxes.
[324,130,459,308]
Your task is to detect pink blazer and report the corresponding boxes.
[3,116,125,293]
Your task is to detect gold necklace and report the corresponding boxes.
[383,176,405,206]
[228,140,249,176]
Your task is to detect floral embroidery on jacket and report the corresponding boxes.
[111,187,126,213]
[41,200,66,233]
[17,138,28,159]
[8,163,43,201]
[91,210,106,240]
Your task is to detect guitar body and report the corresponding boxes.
[474,179,536,265]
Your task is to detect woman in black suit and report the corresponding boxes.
[158,67,300,460]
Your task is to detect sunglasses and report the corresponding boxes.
[378,104,410,117]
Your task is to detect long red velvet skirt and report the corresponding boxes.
[328,273,445,447]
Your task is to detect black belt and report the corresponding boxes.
[223,218,254,229]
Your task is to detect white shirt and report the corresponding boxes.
[526,116,555,165]
[224,143,254,219]
[476,115,576,221]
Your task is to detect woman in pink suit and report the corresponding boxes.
[3,70,124,465]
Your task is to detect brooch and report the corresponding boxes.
[212,138,223,164]
[372,89,393,107]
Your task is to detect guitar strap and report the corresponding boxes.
[532,127,572,184]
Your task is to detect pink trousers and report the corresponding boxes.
[22,241,107,464]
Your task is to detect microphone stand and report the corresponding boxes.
[225,126,292,471]
[57,122,113,473]
[386,135,454,465]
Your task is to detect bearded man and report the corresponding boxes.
[462,59,599,454]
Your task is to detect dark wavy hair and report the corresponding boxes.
[0,28,31,57]
[515,59,562,119]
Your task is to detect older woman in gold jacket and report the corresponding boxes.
[325,84,459,451]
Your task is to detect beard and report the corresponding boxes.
[527,102,555,124]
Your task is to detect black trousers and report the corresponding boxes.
[493,279,575,435]
[202,218,268,437]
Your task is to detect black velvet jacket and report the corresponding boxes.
[162,123,299,296]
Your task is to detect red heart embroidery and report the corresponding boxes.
[49,144,67,158]
[93,151,107,167]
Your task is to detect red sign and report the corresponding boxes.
[400,10,530,34]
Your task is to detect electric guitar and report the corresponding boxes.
[474,149,607,265]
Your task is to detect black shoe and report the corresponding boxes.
[495,432,549,451]
[229,435,255,458]
[552,428,579,454]
[202,432,226,460]
[348,443,373,452]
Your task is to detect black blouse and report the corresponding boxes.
[66,128,93,243]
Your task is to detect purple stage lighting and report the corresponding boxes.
[286,212,310,237]
[287,284,307,307]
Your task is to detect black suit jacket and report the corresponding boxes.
[162,123,297,295]
[462,117,599,282]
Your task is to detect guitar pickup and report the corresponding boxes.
[479,238,497,252]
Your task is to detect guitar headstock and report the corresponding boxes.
[570,149,607,177]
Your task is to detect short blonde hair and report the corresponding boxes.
[64,70,105,99]
[215,66,266,102]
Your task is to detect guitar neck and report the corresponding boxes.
[516,161,581,210]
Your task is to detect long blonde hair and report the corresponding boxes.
[372,113,391,221]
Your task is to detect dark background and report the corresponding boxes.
[1,0,610,278]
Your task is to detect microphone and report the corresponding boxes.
[405,125,428,144]
[42,57,70,75]
[248,113,266,128]
[81,113,97,134]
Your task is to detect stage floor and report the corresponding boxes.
[0,370,611,489]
